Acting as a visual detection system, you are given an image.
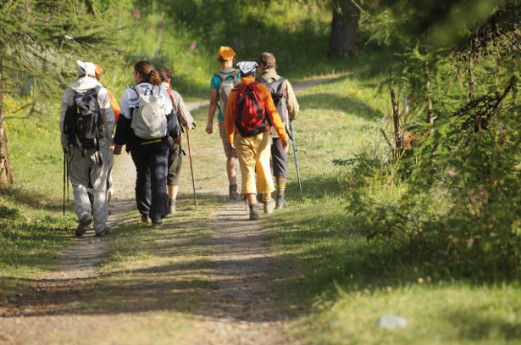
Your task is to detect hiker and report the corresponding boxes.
[94,64,121,205]
[224,61,289,220]
[256,52,300,209]
[157,67,195,214]
[59,60,115,237]
[113,60,180,229]
[206,46,242,200]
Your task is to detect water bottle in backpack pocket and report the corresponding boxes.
[131,85,168,140]
[64,86,105,150]
[234,82,270,137]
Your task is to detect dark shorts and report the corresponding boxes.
[271,137,288,177]
[168,140,183,186]
[219,120,238,159]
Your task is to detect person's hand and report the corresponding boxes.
[281,139,289,153]
[113,145,122,155]
[206,122,213,134]
[173,136,182,145]
[231,143,236,150]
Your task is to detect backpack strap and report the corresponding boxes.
[215,70,240,82]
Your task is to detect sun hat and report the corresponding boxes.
[77,60,97,77]
[218,46,236,61]
[236,61,258,75]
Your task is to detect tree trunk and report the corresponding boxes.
[329,0,360,58]
[0,63,14,186]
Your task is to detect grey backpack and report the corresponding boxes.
[131,86,168,140]
[215,70,240,115]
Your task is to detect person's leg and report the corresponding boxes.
[271,137,289,208]
[90,148,112,235]
[234,135,260,220]
[148,143,169,226]
[254,133,275,214]
[131,148,152,222]
[68,147,93,237]
[219,119,240,199]
[167,142,182,214]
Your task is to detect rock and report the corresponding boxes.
[378,315,408,330]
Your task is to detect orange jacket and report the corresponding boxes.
[225,76,288,144]
[107,89,121,124]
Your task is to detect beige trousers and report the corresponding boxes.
[234,131,274,195]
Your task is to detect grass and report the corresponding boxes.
[260,71,521,344]
[2,1,521,343]
[1,101,77,298]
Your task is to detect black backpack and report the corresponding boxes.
[256,77,288,123]
[64,86,105,151]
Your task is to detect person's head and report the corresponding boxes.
[236,61,258,77]
[133,60,161,86]
[157,67,173,87]
[256,52,276,72]
[77,60,97,79]
[218,46,235,67]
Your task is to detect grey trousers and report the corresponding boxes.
[68,146,113,232]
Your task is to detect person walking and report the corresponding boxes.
[157,67,195,214]
[206,46,241,200]
[113,61,180,228]
[256,52,300,209]
[224,61,289,220]
[60,60,115,237]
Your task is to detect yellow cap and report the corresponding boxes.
[218,46,235,60]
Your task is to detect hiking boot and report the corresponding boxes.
[75,214,93,238]
[249,204,260,220]
[229,184,240,200]
[264,199,275,214]
[95,226,111,237]
[276,195,288,209]
[140,214,149,224]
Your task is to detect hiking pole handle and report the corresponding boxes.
[289,121,304,200]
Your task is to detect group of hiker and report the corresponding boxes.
[59,46,299,237]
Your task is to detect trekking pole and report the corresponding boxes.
[63,152,66,217]
[289,120,304,200]
[66,154,70,203]
[185,125,198,207]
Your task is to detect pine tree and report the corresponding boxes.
[0,0,124,185]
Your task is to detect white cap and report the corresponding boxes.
[77,60,97,77]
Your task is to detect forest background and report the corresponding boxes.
[1,0,521,343]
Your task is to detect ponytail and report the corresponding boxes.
[149,70,161,86]
[134,60,161,86]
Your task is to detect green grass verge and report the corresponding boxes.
[262,71,521,344]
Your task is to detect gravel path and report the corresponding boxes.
[0,78,332,344]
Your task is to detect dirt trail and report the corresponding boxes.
[0,78,333,345]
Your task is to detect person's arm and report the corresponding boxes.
[113,89,132,155]
[260,84,289,151]
[206,88,218,134]
[98,88,115,146]
[173,91,195,129]
[285,80,300,121]
[224,90,237,148]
